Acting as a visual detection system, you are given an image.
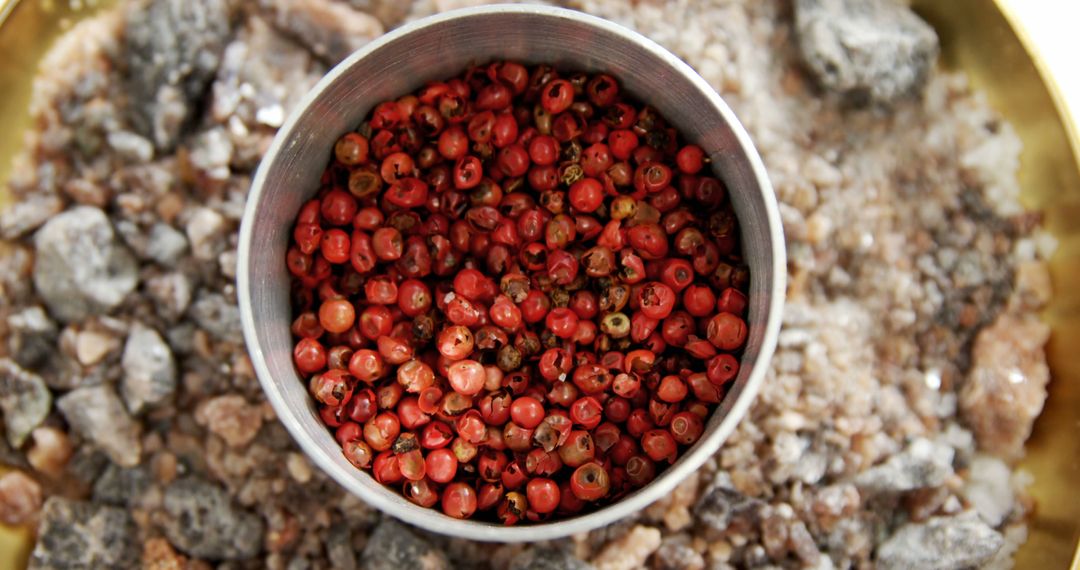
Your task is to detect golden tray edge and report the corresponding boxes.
[1,0,1079,568]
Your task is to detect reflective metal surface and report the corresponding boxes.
[238,4,786,542]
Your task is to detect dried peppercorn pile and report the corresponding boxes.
[286,61,750,523]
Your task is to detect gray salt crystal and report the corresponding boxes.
[693,472,762,534]
[360,518,450,570]
[146,272,193,321]
[188,127,234,180]
[28,497,139,570]
[92,463,151,507]
[106,130,155,162]
[344,0,410,27]
[185,206,227,260]
[56,384,142,467]
[653,540,705,570]
[325,525,358,570]
[189,291,244,343]
[146,222,189,266]
[855,437,954,493]
[124,0,231,150]
[121,322,177,413]
[0,359,52,447]
[794,0,939,104]
[509,546,595,570]
[0,194,63,239]
[262,0,383,65]
[32,206,139,323]
[162,477,265,560]
[877,511,1004,570]
[5,305,58,368]
[963,455,1014,527]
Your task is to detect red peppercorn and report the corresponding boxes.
[716,287,748,316]
[398,397,431,430]
[502,459,529,490]
[342,439,374,469]
[363,412,401,452]
[682,285,717,317]
[656,375,688,403]
[510,396,546,430]
[436,325,475,360]
[293,338,327,374]
[526,478,561,514]
[568,178,604,213]
[545,308,579,339]
[608,129,638,160]
[541,79,574,114]
[637,282,676,320]
[604,396,632,424]
[520,289,551,324]
[569,462,611,501]
[641,429,678,463]
[321,190,358,226]
[442,482,478,519]
[448,359,486,396]
[319,229,350,264]
[557,430,595,468]
[373,452,403,484]
[318,299,355,334]
[421,421,454,449]
[477,482,504,512]
[706,313,748,351]
[569,397,603,430]
[675,144,706,174]
[707,354,740,385]
[404,479,439,508]
[504,422,535,454]
[670,411,704,445]
[625,455,657,486]
[528,135,560,166]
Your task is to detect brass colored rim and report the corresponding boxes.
[995,1,1080,184]
[0,0,17,28]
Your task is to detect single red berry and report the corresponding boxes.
[670,411,705,445]
[403,479,439,508]
[545,308,579,339]
[540,79,574,114]
[569,396,603,430]
[442,482,478,519]
[425,448,459,483]
[641,429,678,463]
[707,353,740,385]
[320,229,350,264]
[372,451,403,484]
[510,396,546,429]
[447,359,485,396]
[318,299,356,334]
[682,284,717,317]
[716,287,748,316]
[657,375,688,403]
[293,338,327,374]
[526,478,561,514]
[569,462,611,501]
[568,178,604,213]
[676,144,706,174]
[707,313,748,351]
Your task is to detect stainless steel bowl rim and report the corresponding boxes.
[238,3,786,542]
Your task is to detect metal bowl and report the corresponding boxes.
[236,4,785,542]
